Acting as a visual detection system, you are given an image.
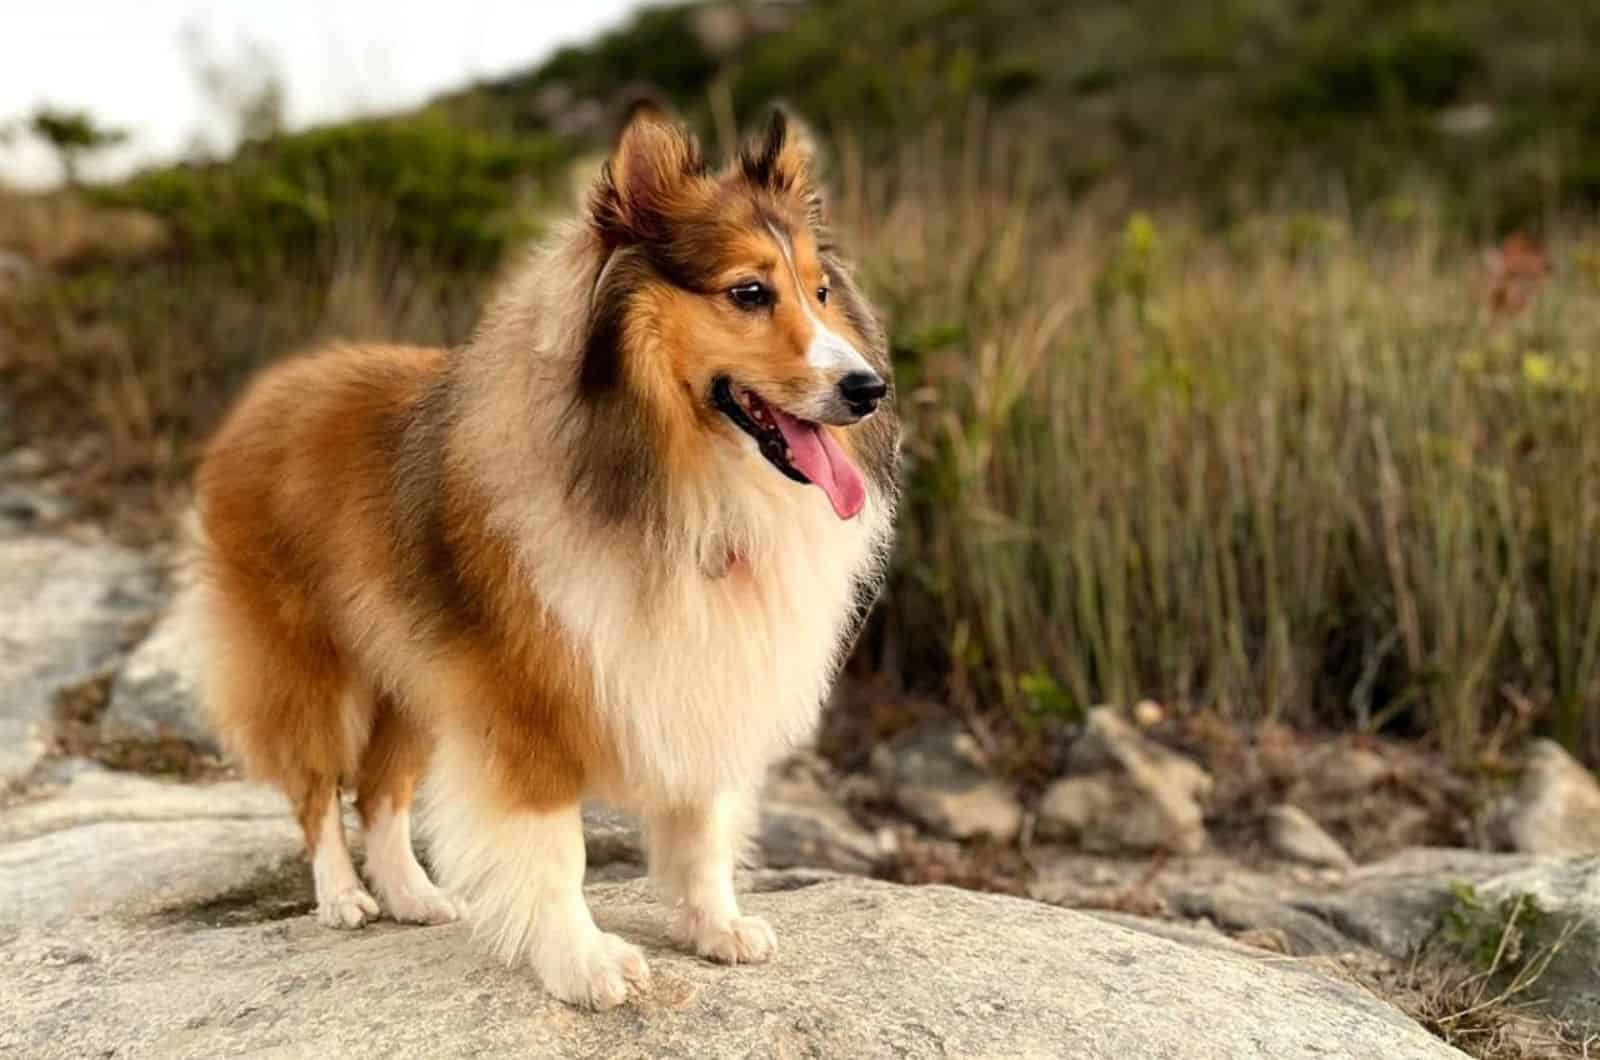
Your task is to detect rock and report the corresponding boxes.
[0,534,162,784]
[1161,846,1600,1038]
[1302,744,1390,799]
[760,754,883,874]
[1468,856,1600,1033]
[1037,707,1212,854]
[579,805,647,880]
[870,719,1022,842]
[0,247,37,295]
[0,767,302,931]
[100,614,220,755]
[1171,884,1359,956]
[1490,739,1600,855]
[1,772,1464,1059]
[1267,805,1355,869]
[1132,698,1165,728]
[1315,850,1600,1035]
[0,483,73,532]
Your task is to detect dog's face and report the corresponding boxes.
[582,106,889,520]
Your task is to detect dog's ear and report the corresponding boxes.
[738,104,822,221]
[590,101,705,247]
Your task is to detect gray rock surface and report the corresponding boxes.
[0,533,161,784]
[760,753,884,873]
[870,718,1022,842]
[1490,739,1600,855]
[1174,847,1600,1036]
[1037,707,1212,854]
[100,613,220,755]
[1301,744,1391,799]
[1267,804,1356,869]
[0,766,1467,1059]
[1453,855,1600,1033]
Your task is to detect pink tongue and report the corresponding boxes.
[770,407,866,520]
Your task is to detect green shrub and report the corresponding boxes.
[103,120,560,280]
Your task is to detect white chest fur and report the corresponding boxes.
[513,468,889,806]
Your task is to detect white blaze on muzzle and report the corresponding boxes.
[766,222,875,380]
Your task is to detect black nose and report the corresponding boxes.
[838,371,887,415]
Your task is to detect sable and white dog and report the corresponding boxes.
[183,104,899,1008]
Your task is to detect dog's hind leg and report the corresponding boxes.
[289,770,379,929]
[356,699,459,925]
[188,568,379,930]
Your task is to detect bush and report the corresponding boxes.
[103,119,561,280]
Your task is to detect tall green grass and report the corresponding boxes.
[841,132,1600,762]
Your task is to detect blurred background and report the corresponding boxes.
[4,3,1600,1049]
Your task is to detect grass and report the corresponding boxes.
[835,119,1600,766]
[1378,886,1595,1057]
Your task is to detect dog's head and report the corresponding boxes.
[579,104,891,522]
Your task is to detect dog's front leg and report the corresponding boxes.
[646,789,776,964]
[424,738,651,1009]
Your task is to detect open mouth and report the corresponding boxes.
[711,375,866,520]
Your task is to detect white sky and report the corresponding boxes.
[0,1,649,188]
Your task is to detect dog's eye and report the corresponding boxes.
[816,286,830,306]
[728,282,773,309]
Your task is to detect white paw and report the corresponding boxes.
[542,931,651,1010]
[317,886,380,929]
[374,879,461,925]
[683,914,777,965]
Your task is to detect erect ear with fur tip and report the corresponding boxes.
[589,102,706,247]
[739,105,822,216]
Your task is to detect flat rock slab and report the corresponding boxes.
[3,875,1465,1060]
[0,768,301,932]
[1,770,1464,1060]
[0,533,162,783]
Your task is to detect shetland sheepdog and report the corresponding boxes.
[182,104,899,1008]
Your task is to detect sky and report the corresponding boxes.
[1,0,649,188]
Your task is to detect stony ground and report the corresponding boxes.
[3,459,1598,1058]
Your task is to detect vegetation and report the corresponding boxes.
[1374,884,1592,1057]
[6,0,1600,765]
[27,107,127,187]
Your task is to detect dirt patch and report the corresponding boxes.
[156,858,313,929]
[46,669,232,783]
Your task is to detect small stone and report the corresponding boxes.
[872,720,1022,842]
[1266,805,1355,869]
[1490,740,1600,855]
[758,759,882,874]
[3,446,48,477]
[0,248,38,294]
[1305,745,1390,799]
[1036,707,1211,854]
[0,485,73,531]
[1132,700,1165,728]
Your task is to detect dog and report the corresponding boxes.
[181,103,899,1008]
